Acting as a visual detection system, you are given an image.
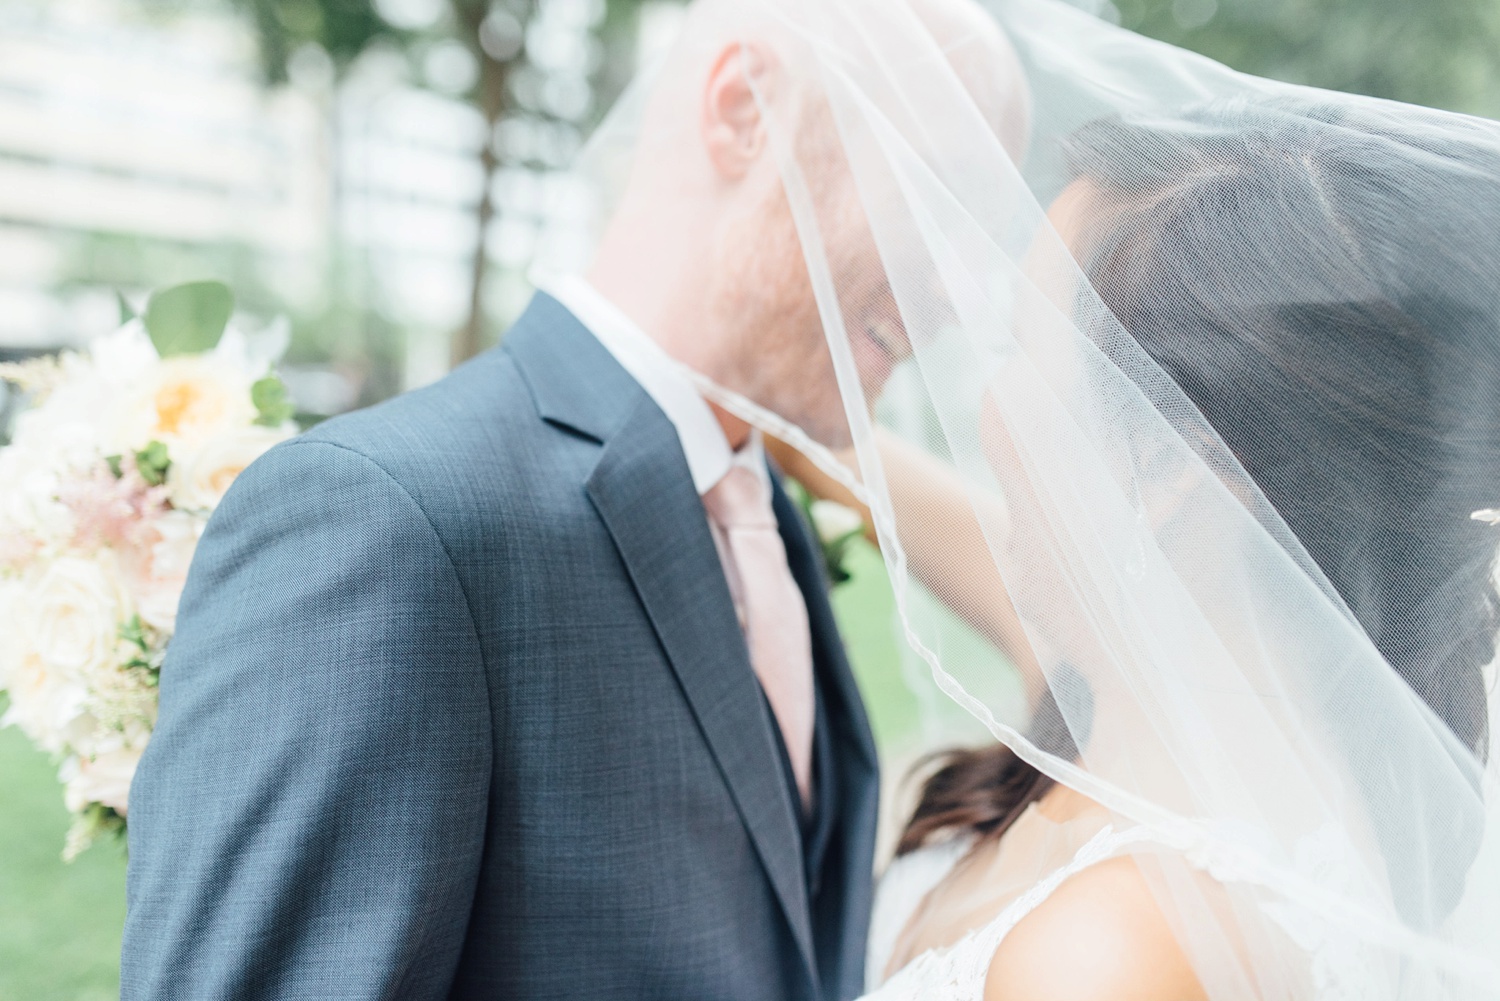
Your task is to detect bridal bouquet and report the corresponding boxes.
[0,282,296,858]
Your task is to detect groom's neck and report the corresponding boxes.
[587,248,754,453]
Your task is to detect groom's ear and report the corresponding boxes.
[701,41,775,180]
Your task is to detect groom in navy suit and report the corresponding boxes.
[121,8,905,1000]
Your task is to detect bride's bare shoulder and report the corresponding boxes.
[982,855,1206,1001]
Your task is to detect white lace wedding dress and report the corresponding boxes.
[861,823,1186,1001]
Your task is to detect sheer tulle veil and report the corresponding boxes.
[536,0,1500,994]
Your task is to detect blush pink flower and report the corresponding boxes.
[56,464,171,553]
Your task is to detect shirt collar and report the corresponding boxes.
[539,276,766,496]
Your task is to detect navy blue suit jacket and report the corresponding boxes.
[122,293,880,1000]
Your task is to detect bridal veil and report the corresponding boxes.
[539,0,1500,995]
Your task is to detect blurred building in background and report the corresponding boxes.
[0,0,687,424]
[0,1,323,350]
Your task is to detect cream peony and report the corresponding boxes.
[130,509,206,631]
[111,354,259,458]
[168,424,290,512]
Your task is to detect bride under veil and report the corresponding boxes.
[536,0,1500,995]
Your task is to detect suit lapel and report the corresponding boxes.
[507,295,819,987]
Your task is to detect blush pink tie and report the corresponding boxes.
[703,466,816,810]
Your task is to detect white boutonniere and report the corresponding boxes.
[788,480,865,586]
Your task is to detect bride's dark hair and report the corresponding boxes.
[901,98,1500,858]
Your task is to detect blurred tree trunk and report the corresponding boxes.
[451,1,530,366]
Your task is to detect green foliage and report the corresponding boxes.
[134,440,172,487]
[120,615,145,645]
[143,281,233,358]
[119,615,163,686]
[251,374,297,426]
[231,0,395,82]
[1117,0,1500,117]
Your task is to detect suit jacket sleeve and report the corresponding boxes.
[121,439,492,1000]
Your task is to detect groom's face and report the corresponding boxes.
[707,95,910,449]
[693,0,1029,448]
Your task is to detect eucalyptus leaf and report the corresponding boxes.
[144,281,233,357]
[251,375,296,427]
[116,291,136,325]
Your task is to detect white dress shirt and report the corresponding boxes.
[541,275,768,497]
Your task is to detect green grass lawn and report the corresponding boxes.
[0,539,956,998]
[830,542,910,745]
[0,726,126,1001]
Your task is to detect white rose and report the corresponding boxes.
[809,499,865,544]
[112,355,258,458]
[130,510,205,632]
[168,424,291,512]
[21,555,131,677]
[62,739,143,814]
